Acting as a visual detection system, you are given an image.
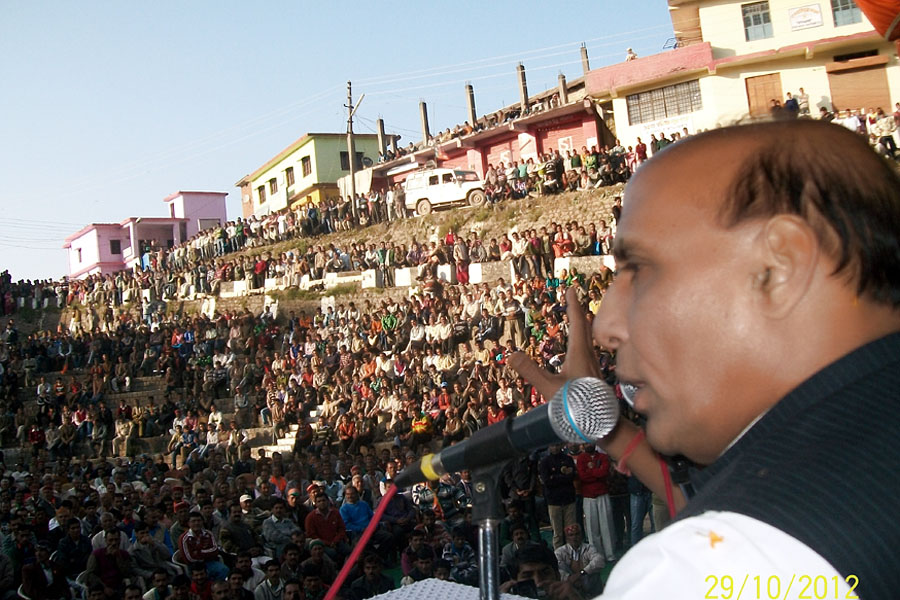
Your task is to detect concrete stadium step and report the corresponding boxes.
[104,390,168,404]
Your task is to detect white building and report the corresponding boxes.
[586,0,898,146]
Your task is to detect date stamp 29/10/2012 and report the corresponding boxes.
[704,574,859,600]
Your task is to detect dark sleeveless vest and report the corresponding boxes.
[678,332,900,600]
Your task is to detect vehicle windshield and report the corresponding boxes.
[454,171,480,182]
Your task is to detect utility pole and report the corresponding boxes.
[345,81,365,222]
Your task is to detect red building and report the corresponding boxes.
[366,73,615,189]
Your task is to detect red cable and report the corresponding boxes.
[614,428,645,476]
[659,456,676,520]
[324,484,398,600]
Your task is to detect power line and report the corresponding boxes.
[53,85,345,196]
[355,23,672,86]
[0,242,62,250]
[25,86,344,205]
[3,216,86,226]
[16,24,678,214]
[361,32,662,90]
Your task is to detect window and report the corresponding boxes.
[832,0,862,26]
[428,175,439,186]
[285,167,295,186]
[269,178,278,194]
[833,49,877,62]
[76,248,82,263]
[109,239,122,255]
[743,2,773,41]
[626,80,703,126]
[442,173,454,184]
[301,156,312,177]
[257,185,266,204]
[339,151,364,170]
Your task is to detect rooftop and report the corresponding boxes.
[238,132,381,186]
[162,190,228,203]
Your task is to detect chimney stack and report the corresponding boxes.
[517,63,529,112]
[558,73,568,105]
[376,118,386,157]
[465,83,477,126]
[581,45,590,74]
[419,101,431,142]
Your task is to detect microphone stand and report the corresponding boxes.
[470,459,513,600]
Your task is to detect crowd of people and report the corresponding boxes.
[481,144,638,204]
[5,99,890,600]
[0,188,655,600]
[4,205,622,324]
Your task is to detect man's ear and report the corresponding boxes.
[753,215,818,319]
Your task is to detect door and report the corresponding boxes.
[745,73,783,117]
[828,66,891,113]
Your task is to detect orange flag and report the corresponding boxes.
[854,0,900,40]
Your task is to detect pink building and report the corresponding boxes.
[63,191,228,279]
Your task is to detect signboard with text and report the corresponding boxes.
[789,4,824,30]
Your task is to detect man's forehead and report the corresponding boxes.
[618,144,745,250]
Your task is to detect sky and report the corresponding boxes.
[0,1,674,281]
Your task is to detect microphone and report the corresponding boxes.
[393,377,620,488]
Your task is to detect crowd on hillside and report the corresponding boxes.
[0,211,668,599]
[0,203,622,324]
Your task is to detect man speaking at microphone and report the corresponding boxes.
[511,120,900,599]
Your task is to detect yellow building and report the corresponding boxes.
[236,133,381,218]
[586,0,898,146]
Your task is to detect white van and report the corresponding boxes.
[403,168,486,216]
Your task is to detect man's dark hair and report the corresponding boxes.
[283,543,300,555]
[66,517,81,529]
[190,561,207,573]
[717,120,900,308]
[509,521,529,536]
[362,553,382,567]
[512,543,558,577]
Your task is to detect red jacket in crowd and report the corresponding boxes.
[305,506,347,546]
[575,450,611,498]
[179,527,220,563]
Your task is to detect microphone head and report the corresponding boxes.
[618,382,638,408]
[548,377,620,443]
